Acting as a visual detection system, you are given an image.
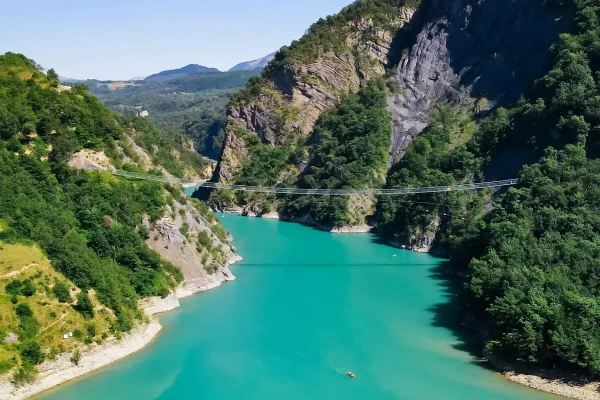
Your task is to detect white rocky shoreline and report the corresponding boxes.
[215,209,374,234]
[20,205,598,400]
[503,371,600,400]
[0,256,241,400]
[489,352,600,400]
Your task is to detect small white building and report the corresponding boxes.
[136,110,149,118]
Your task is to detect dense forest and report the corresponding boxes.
[79,70,258,159]
[0,53,228,381]
[209,0,600,380]
[209,80,392,227]
[280,80,392,227]
[373,0,600,377]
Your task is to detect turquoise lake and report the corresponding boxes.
[38,215,556,400]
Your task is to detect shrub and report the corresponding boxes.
[52,281,71,303]
[5,280,22,296]
[75,291,94,319]
[12,365,36,386]
[20,341,44,365]
[15,303,33,318]
[70,349,81,366]
[197,231,212,250]
[86,323,96,338]
[0,359,14,374]
[21,279,36,297]
[179,222,190,238]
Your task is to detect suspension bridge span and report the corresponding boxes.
[101,168,518,196]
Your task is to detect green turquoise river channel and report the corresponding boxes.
[38,214,557,400]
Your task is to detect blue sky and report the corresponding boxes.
[0,0,352,80]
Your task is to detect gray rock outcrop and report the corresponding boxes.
[388,0,572,162]
[217,7,415,183]
[146,197,239,297]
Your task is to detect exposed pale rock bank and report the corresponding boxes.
[0,315,162,400]
[0,196,241,399]
[504,372,600,400]
[330,225,372,234]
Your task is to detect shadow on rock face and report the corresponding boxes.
[387,0,574,163]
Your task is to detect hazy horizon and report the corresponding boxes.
[0,0,352,80]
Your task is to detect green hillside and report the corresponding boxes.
[0,243,114,382]
[79,70,259,159]
[0,52,231,382]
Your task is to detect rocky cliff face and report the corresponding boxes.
[144,196,240,297]
[388,0,571,162]
[217,6,415,183]
[210,0,573,236]
[217,0,570,182]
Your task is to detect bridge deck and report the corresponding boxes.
[103,169,518,196]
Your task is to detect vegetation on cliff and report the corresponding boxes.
[232,0,416,108]
[0,52,230,379]
[466,146,600,374]
[261,0,417,75]
[459,0,600,376]
[209,80,392,226]
[281,80,392,227]
[376,104,482,244]
[374,0,600,377]
[208,0,415,214]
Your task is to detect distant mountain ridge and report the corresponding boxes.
[228,52,275,72]
[60,55,275,83]
[145,64,220,81]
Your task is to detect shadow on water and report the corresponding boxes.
[368,232,492,368]
[429,261,600,387]
[426,262,499,371]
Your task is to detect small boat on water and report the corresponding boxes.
[347,372,355,378]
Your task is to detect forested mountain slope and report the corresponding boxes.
[203,0,416,227]
[0,53,236,383]
[205,0,569,226]
[203,0,600,381]
[144,64,220,81]
[79,70,259,160]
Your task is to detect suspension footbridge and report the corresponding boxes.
[100,168,518,196]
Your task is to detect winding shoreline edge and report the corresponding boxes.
[501,370,600,400]
[217,211,600,400]
[7,206,600,400]
[0,255,242,400]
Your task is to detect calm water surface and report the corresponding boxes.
[39,215,555,400]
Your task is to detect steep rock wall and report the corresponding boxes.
[144,198,240,297]
[217,7,415,183]
[388,0,571,162]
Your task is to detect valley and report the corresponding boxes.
[2,0,600,398]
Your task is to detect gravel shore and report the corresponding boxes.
[0,255,241,400]
[0,321,162,400]
[504,372,600,400]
